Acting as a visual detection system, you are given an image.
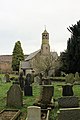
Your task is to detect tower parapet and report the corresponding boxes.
[41,29,50,55]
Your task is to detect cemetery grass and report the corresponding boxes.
[0,80,80,120]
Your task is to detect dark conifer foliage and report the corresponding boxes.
[60,20,80,73]
[12,41,24,72]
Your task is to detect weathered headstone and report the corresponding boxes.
[58,96,79,108]
[33,85,54,109]
[42,78,51,85]
[57,108,80,120]
[19,71,24,90]
[7,84,23,107]
[62,84,74,96]
[74,72,80,84]
[40,85,54,104]
[34,76,40,84]
[27,106,41,120]
[75,72,80,81]
[4,73,10,82]
[3,76,6,83]
[65,73,74,84]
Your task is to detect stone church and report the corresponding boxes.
[20,29,58,75]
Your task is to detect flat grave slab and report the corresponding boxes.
[0,109,21,120]
[57,108,80,120]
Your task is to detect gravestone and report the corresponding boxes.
[25,73,32,86]
[19,72,24,90]
[57,108,80,120]
[75,72,80,81]
[74,72,80,84]
[24,73,33,96]
[65,73,74,84]
[4,73,10,82]
[58,96,79,108]
[62,84,74,96]
[3,76,6,83]
[34,76,40,84]
[24,85,32,96]
[33,85,54,109]
[7,84,23,107]
[27,106,41,120]
[42,78,51,85]
[40,85,54,104]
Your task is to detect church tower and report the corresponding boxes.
[41,29,50,55]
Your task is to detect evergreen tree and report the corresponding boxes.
[12,41,24,72]
[60,51,68,73]
[60,20,80,73]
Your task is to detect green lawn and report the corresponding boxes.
[0,77,80,120]
[0,79,41,119]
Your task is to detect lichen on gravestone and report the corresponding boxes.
[7,84,23,107]
[65,73,74,84]
[75,72,80,81]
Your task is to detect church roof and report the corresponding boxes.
[43,29,48,34]
[51,52,58,60]
[25,49,41,61]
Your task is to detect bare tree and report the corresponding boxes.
[33,53,57,77]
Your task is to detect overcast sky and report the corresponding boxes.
[0,0,80,55]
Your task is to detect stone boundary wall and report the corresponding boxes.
[0,55,28,73]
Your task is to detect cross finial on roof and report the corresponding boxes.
[44,25,46,30]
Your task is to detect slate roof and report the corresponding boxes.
[25,49,41,61]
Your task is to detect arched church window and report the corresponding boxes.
[43,35,45,39]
